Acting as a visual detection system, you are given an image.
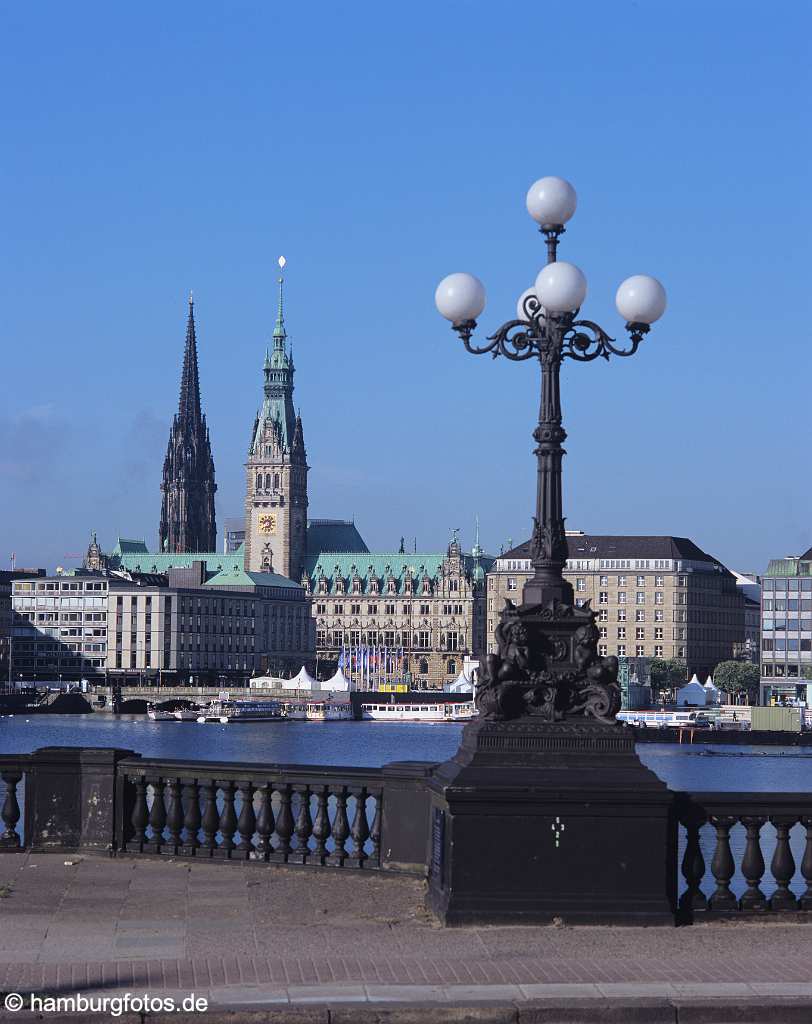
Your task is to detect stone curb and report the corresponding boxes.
[6,997,812,1024]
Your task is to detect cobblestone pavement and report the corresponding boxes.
[1,853,812,1021]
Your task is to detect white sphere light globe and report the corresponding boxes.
[526,176,577,226]
[534,261,587,313]
[615,275,667,324]
[516,287,543,322]
[435,273,486,323]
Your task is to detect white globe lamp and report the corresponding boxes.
[516,287,544,322]
[615,275,667,324]
[534,262,587,313]
[435,273,486,324]
[526,177,577,226]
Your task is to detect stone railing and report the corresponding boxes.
[5,748,812,925]
[676,792,812,920]
[117,758,385,867]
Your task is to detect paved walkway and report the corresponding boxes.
[1,853,812,1022]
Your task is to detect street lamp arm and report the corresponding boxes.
[560,319,650,363]
[453,319,542,362]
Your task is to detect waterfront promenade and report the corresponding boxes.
[1,853,812,1022]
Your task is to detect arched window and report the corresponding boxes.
[273,472,280,490]
[255,473,262,491]
[449,579,458,592]
[447,659,456,675]
[387,580,396,594]
[419,658,429,675]
[264,473,271,490]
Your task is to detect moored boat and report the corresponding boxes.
[359,700,475,722]
[196,699,286,723]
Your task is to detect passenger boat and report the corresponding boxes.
[279,699,354,721]
[616,709,711,729]
[196,699,286,723]
[359,700,476,722]
[146,705,176,722]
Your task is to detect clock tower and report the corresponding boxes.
[244,262,308,579]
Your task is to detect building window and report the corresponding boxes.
[636,628,645,640]
[599,592,608,605]
[576,578,586,592]
[617,609,626,622]
[635,610,645,622]
[418,658,429,675]
[617,644,626,656]
[655,576,664,587]
[636,645,645,657]
[655,609,664,622]
[636,592,645,604]
[617,576,626,586]
[598,610,608,622]
[655,592,664,605]
[618,592,627,604]
[636,576,645,587]
[599,644,608,656]
[654,645,664,657]
[599,627,608,639]
[600,575,609,586]
[617,627,626,639]
[654,627,663,640]
[507,577,517,591]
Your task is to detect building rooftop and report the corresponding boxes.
[500,534,722,564]
[306,519,369,555]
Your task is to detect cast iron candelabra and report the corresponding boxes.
[436,177,666,725]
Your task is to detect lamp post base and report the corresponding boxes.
[426,718,677,926]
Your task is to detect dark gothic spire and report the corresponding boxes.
[178,292,202,429]
[159,294,217,553]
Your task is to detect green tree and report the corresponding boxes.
[712,660,760,704]
[648,658,687,698]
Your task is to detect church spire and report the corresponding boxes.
[273,256,287,343]
[178,292,202,428]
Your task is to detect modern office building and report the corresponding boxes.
[10,563,313,684]
[1,568,45,683]
[759,547,812,704]
[487,533,745,679]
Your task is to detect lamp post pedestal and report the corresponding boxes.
[426,717,676,925]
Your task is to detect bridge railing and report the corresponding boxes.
[116,758,385,867]
[0,755,29,850]
[676,792,812,920]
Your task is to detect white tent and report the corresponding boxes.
[445,671,474,694]
[280,665,320,691]
[324,667,352,692]
[703,675,721,705]
[676,674,708,707]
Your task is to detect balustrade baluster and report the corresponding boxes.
[349,787,370,867]
[255,785,275,860]
[274,784,294,861]
[329,786,350,866]
[369,792,382,866]
[130,777,149,852]
[236,782,256,858]
[201,781,220,855]
[147,778,167,853]
[292,785,313,863]
[165,780,184,853]
[740,816,767,911]
[0,770,23,849]
[708,815,737,912]
[800,816,812,911]
[182,782,201,852]
[770,815,799,911]
[218,781,238,857]
[678,805,707,915]
[311,787,331,864]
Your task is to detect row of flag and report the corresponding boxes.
[338,644,407,684]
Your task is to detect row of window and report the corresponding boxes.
[762,639,812,653]
[313,578,461,596]
[763,579,812,592]
[598,644,670,657]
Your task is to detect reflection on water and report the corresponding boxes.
[3,716,811,901]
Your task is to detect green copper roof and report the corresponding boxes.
[306,520,368,555]
[304,549,494,594]
[112,543,245,576]
[112,538,150,556]
[205,566,302,590]
[765,557,812,577]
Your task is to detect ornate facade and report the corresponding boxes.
[159,297,217,553]
[243,278,308,579]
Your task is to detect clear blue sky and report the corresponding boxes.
[1,0,810,574]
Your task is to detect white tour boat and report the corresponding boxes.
[146,705,176,722]
[359,700,476,722]
[280,700,354,721]
[196,699,286,723]
[616,709,711,729]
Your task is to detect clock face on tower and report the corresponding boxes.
[258,513,277,535]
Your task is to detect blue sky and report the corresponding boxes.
[1,0,810,573]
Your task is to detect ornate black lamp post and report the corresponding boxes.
[435,176,666,725]
[426,178,675,926]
